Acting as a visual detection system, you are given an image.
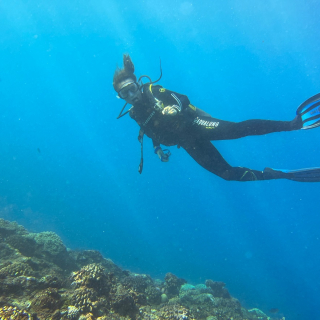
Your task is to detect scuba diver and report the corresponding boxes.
[113,54,320,182]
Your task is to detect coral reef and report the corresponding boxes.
[0,218,283,320]
[30,287,62,319]
[0,306,35,320]
[204,280,231,299]
[72,287,100,313]
[67,305,80,319]
[164,272,187,298]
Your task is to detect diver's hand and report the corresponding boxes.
[154,146,171,162]
[162,105,180,116]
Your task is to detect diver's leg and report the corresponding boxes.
[182,140,265,181]
[191,116,302,141]
[182,140,320,182]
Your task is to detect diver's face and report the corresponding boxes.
[118,79,142,105]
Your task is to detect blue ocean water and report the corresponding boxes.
[1,0,320,319]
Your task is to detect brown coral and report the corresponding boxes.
[71,264,105,287]
[72,287,99,313]
[79,313,95,320]
[164,273,187,298]
[159,304,193,320]
[0,306,34,320]
[110,284,139,318]
[69,264,117,317]
[0,276,37,295]
[0,242,18,260]
[145,286,161,305]
[30,287,62,317]
[0,262,34,279]
[0,219,28,237]
[121,274,153,293]
[121,273,161,305]
[205,280,231,298]
[140,304,195,320]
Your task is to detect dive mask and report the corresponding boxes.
[118,82,139,99]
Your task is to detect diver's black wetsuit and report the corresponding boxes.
[129,84,301,181]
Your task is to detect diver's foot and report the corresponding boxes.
[264,167,320,182]
[296,93,320,130]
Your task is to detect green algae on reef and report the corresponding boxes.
[0,218,283,320]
